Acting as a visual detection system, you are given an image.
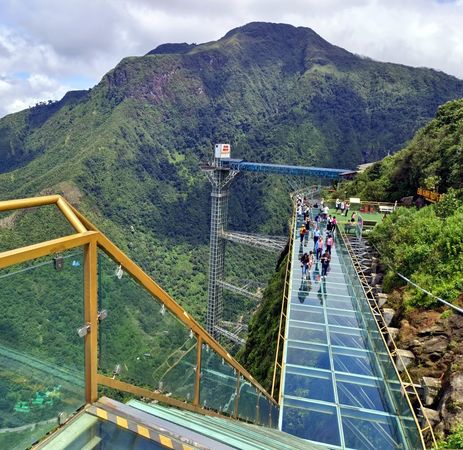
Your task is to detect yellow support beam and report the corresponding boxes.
[56,197,87,233]
[84,240,99,403]
[193,335,202,406]
[0,195,60,212]
[0,231,98,269]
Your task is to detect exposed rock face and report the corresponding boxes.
[435,356,463,435]
[394,310,463,436]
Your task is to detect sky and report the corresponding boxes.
[0,0,462,118]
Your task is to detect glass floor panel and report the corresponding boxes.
[287,323,327,344]
[282,399,341,447]
[336,373,391,412]
[333,347,378,377]
[286,342,330,370]
[341,408,404,450]
[329,325,369,349]
[290,305,325,324]
[284,366,334,403]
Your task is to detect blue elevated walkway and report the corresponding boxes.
[220,159,354,179]
[278,207,422,449]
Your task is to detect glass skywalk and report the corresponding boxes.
[279,211,422,449]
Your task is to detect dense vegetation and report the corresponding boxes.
[344,99,463,201]
[237,250,288,394]
[337,98,463,310]
[369,197,463,309]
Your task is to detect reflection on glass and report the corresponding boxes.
[327,309,362,328]
[329,326,368,349]
[337,374,389,412]
[200,345,237,415]
[287,342,330,370]
[282,399,340,446]
[288,323,327,344]
[333,348,378,377]
[98,252,195,402]
[257,394,271,426]
[0,250,85,450]
[296,277,313,304]
[341,408,404,450]
[284,366,334,403]
[290,306,325,324]
[237,378,258,422]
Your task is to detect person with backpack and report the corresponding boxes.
[299,224,307,245]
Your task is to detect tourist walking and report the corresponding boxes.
[321,250,331,278]
[313,227,320,249]
[299,224,307,245]
[300,252,309,279]
[316,236,324,260]
[326,234,334,254]
[344,201,350,217]
[335,198,340,212]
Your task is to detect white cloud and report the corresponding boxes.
[0,0,462,117]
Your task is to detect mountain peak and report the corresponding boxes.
[146,42,197,56]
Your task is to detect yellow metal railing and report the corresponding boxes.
[0,195,278,435]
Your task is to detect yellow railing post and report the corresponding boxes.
[84,240,98,403]
[193,335,202,406]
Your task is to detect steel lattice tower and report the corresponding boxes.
[202,156,238,337]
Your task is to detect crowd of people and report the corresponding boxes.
[296,195,336,280]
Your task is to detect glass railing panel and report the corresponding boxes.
[0,249,85,450]
[270,403,279,428]
[199,343,237,415]
[237,378,258,422]
[257,393,271,426]
[0,205,76,253]
[98,251,195,402]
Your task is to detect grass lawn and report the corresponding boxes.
[319,203,388,226]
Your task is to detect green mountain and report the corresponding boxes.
[1,22,463,322]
